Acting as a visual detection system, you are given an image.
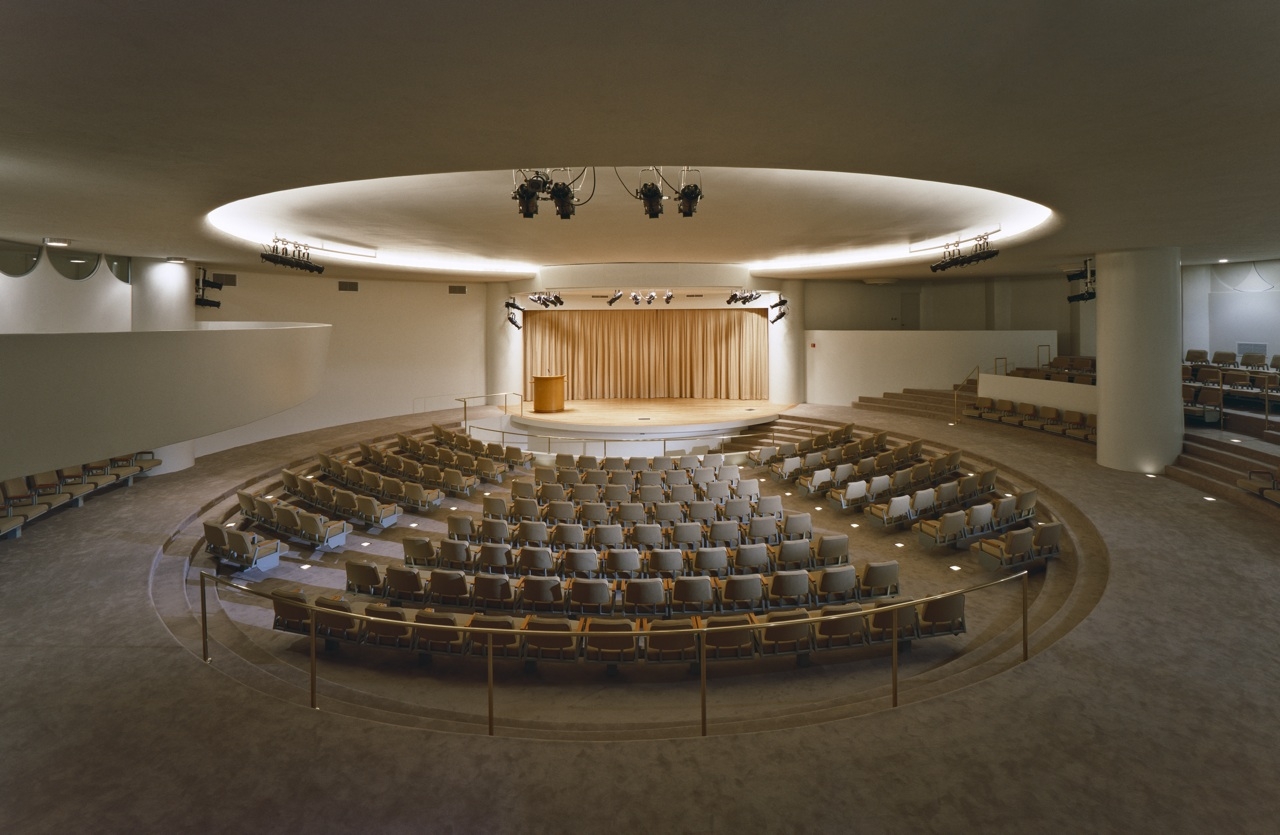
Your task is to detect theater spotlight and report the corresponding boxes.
[507,311,523,329]
[645,292,657,305]
[201,277,223,291]
[549,181,575,219]
[770,308,787,324]
[504,297,525,312]
[631,292,642,305]
[607,290,623,306]
[637,182,664,219]
[726,291,741,304]
[737,291,761,304]
[677,167,702,217]
[664,290,674,304]
[260,240,325,274]
[195,297,221,309]
[769,295,788,310]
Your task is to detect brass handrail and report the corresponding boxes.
[454,392,523,430]
[461,423,739,460]
[954,364,981,424]
[199,568,1030,737]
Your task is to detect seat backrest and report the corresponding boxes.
[1004,527,1034,556]
[966,503,993,527]
[672,575,714,603]
[815,534,848,559]
[817,565,857,594]
[646,548,684,575]
[605,548,642,573]
[769,569,809,597]
[911,488,936,515]
[592,523,625,549]
[517,546,555,573]
[561,548,599,574]
[861,560,899,590]
[622,576,664,604]
[693,546,729,572]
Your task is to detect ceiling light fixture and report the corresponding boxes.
[43,237,70,247]
[512,168,596,219]
[166,256,187,264]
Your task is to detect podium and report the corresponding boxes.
[532,375,566,413]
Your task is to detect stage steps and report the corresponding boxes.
[1164,433,1280,526]
[722,415,848,453]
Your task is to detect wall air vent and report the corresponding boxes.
[448,285,467,294]
[1238,342,1267,356]
[211,273,237,286]
[338,281,359,292]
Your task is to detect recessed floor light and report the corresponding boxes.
[450,506,458,511]
[361,542,370,546]
[949,565,962,571]
[1230,439,1242,443]
[850,523,859,529]
[894,542,904,548]
[483,491,491,496]
[305,475,313,480]
[814,506,822,511]
[409,522,418,528]
[947,422,956,426]
[300,564,311,570]
[1145,474,1157,478]
[265,495,273,499]
[784,492,792,497]
[1203,496,1216,501]
[225,522,235,528]
[1004,493,1013,497]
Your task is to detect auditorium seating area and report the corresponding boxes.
[1181,357,1280,421]
[963,397,1096,442]
[1007,355,1097,385]
[1,452,161,539]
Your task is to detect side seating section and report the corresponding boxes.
[1,452,162,539]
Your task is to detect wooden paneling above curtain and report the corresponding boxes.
[524,309,769,400]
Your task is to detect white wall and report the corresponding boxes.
[0,256,131,333]
[193,271,487,455]
[806,329,1057,404]
[1181,264,1211,352]
[1204,260,1280,357]
[0,323,330,481]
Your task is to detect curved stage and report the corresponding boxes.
[506,398,788,438]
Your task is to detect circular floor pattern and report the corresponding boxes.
[153,415,1107,740]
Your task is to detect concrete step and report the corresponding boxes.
[1164,464,1280,527]
[1172,454,1244,485]
[1181,440,1272,475]
[855,398,956,421]
[1185,434,1280,468]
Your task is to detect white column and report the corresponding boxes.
[1095,248,1183,473]
[768,279,806,404]
[485,281,523,404]
[131,258,196,474]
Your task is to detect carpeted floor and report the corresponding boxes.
[1,404,1277,834]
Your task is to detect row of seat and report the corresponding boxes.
[770,438,923,483]
[223,494,353,550]
[1007,367,1095,385]
[288,464,443,512]
[537,450,731,477]
[320,450,482,497]
[407,531,855,577]
[1182,384,1224,425]
[343,559,901,615]
[746,423,876,467]
[271,588,961,668]
[364,442,511,484]
[964,398,1096,442]
[812,451,965,505]
[970,522,1063,570]
[866,483,1033,533]
[1185,349,1280,370]
[913,496,1040,548]
[240,482,399,531]
[202,523,287,572]
[830,465,992,512]
[513,472,753,509]
[530,461,743,492]
[1,453,161,539]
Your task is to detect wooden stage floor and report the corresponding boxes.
[506,398,791,433]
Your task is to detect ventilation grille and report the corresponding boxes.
[448,285,467,294]
[338,281,359,292]
[1238,342,1267,355]
[211,272,237,286]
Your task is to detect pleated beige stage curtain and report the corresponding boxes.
[524,309,769,400]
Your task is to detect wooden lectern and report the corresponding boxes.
[532,374,566,413]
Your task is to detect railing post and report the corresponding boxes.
[199,571,211,663]
[699,631,708,737]
[487,632,495,736]
[891,607,900,707]
[1022,571,1030,662]
[309,605,318,710]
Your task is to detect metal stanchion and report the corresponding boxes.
[487,633,495,736]
[891,608,900,707]
[699,632,708,737]
[199,572,210,663]
[309,609,318,710]
[1022,571,1030,661]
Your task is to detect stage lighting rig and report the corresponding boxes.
[631,292,642,305]
[726,291,741,304]
[505,297,525,312]
[638,181,664,218]
[930,234,1000,272]
[1066,258,1096,303]
[770,308,787,324]
[769,295,788,310]
[608,290,623,306]
[507,311,522,330]
[664,290,674,304]
[512,168,595,219]
[261,239,325,274]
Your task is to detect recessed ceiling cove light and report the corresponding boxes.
[166,256,186,264]
[43,237,70,247]
[1219,258,1229,263]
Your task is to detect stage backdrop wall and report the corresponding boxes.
[523,309,768,400]
[806,329,1058,404]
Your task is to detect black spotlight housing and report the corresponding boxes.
[677,183,702,217]
[607,290,623,306]
[549,181,575,219]
[664,290,674,304]
[504,297,525,312]
[507,311,522,329]
[195,297,221,309]
[201,277,223,291]
[637,182,664,218]
[513,181,540,218]
[770,308,787,324]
